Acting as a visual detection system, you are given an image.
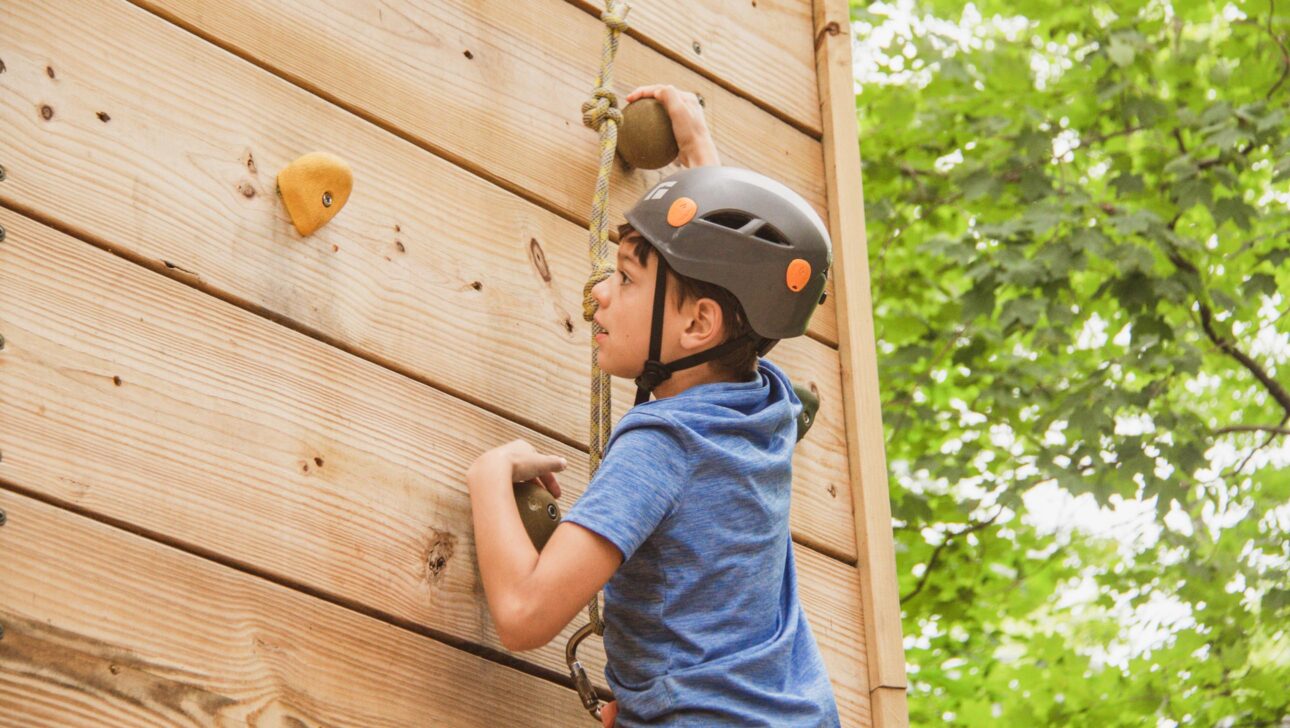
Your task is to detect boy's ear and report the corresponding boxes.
[682,297,725,347]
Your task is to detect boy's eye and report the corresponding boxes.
[619,270,629,283]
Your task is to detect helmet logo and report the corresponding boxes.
[645,180,677,200]
[786,259,812,292]
[667,197,697,227]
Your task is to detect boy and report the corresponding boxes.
[466,84,840,726]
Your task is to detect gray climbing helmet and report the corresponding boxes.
[618,166,833,403]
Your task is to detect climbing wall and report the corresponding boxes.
[0,0,906,725]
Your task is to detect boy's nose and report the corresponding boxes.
[591,275,610,307]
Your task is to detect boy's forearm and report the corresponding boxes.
[467,459,540,646]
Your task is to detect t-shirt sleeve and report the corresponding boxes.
[563,414,689,562]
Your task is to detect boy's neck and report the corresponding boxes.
[649,361,753,400]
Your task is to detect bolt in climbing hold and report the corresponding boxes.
[0,164,7,181]
[0,334,6,350]
[0,509,6,526]
[276,152,353,237]
[0,224,6,243]
[515,481,562,551]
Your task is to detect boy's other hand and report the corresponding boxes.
[472,439,567,499]
[624,85,720,168]
[601,699,618,727]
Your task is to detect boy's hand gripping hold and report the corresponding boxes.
[625,85,720,168]
[470,438,566,498]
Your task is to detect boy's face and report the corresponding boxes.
[590,234,686,379]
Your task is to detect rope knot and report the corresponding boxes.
[583,264,614,322]
[581,87,622,131]
[600,9,629,32]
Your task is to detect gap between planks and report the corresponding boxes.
[558,0,825,140]
[119,0,839,354]
[0,475,613,704]
[0,198,857,568]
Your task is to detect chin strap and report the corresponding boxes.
[633,260,771,405]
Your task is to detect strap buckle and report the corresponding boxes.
[633,359,672,392]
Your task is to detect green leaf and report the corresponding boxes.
[1212,197,1255,230]
[962,280,998,320]
[1111,173,1145,195]
[1163,155,1199,179]
[1174,177,1212,210]
[855,3,1290,722]
[1108,38,1135,67]
[1242,273,1278,299]
[961,168,1001,200]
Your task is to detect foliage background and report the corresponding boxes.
[850,0,1290,724]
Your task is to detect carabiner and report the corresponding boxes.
[566,622,606,721]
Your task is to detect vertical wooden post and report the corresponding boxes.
[811,0,910,725]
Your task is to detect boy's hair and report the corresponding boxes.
[618,222,762,379]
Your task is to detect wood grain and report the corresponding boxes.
[561,0,822,135]
[813,0,910,720]
[128,0,839,341]
[0,0,855,560]
[0,208,869,726]
[0,489,595,727]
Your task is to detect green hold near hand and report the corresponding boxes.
[617,98,680,170]
[514,480,562,551]
[793,384,820,444]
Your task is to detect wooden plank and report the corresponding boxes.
[128,0,840,342]
[813,0,910,719]
[0,489,592,727]
[563,0,822,136]
[798,552,873,727]
[872,687,911,728]
[0,0,855,561]
[0,208,869,724]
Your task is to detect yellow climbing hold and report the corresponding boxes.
[276,151,353,237]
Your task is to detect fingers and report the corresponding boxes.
[538,471,561,500]
[601,700,618,727]
[512,452,568,488]
[625,84,665,103]
[626,84,702,109]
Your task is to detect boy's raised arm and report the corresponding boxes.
[467,440,622,652]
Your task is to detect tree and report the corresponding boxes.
[852,0,1290,723]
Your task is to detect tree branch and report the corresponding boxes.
[1222,414,1290,480]
[1196,302,1290,416]
[902,508,1004,603]
[1214,424,1290,437]
[1236,0,1289,98]
[1084,124,1147,146]
[1155,219,1290,419]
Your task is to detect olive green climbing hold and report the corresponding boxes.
[514,480,562,551]
[793,383,820,443]
[616,98,679,170]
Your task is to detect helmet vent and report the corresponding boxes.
[702,211,791,246]
[703,210,755,230]
[752,223,790,246]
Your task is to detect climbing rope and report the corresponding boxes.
[570,0,631,722]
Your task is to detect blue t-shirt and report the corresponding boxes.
[564,359,841,727]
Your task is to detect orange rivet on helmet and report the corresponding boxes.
[667,197,697,227]
[786,259,812,292]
